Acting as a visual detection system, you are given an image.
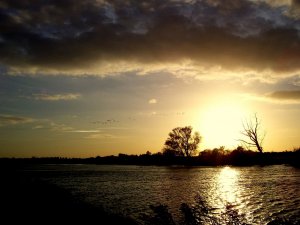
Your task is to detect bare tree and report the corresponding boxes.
[163,126,201,157]
[238,114,265,153]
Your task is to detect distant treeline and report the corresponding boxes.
[1,147,299,167]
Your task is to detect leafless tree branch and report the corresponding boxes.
[239,113,265,153]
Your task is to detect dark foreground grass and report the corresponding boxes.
[0,166,138,225]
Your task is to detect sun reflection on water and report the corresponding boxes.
[217,166,240,204]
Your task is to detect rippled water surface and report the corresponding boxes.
[24,165,300,224]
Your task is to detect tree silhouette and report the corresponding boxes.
[238,114,265,153]
[163,126,201,157]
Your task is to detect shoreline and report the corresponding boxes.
[1,149,299,168]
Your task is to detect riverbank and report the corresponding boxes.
[1,149,299,167]
[0,166,138,225]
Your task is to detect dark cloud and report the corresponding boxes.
[292,0,300,7]
[268,90,300,99]
[0,0,300,74]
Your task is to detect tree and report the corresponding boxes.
[238,114,265,153]
[163,126,201,157]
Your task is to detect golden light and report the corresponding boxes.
[217,166,240,203]
[196,99,248,149]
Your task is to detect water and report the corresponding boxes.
[23,164,300,224]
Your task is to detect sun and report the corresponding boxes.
[195,99,248,150]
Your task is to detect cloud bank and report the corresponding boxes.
[0,0,300,79]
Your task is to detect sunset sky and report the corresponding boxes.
[1,0,300,157]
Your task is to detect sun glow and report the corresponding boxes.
[196,99,248,150]
[218,166,240,203]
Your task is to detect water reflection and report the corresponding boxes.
[217,166,240,205]
[32,165,300,224]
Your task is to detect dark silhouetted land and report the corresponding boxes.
[1,148,299,167]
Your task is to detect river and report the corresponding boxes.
[23,164,300,224]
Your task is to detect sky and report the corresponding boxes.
[0,0,300,157]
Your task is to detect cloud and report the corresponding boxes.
[28,119,75,132]
[148,98,157,104]
[137,111,186,117]
[85,133,119,139]
[0,115,76,132]
[67,130,100,133]
[93,127,130,130]
[32,125,44,129]
[0,0,299,80]
[267,90,300,99]
[0,114,34,126]
[292,77,300,87]
[240,91,300,104]
[49,122,73,131]
[32,93,81,101]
